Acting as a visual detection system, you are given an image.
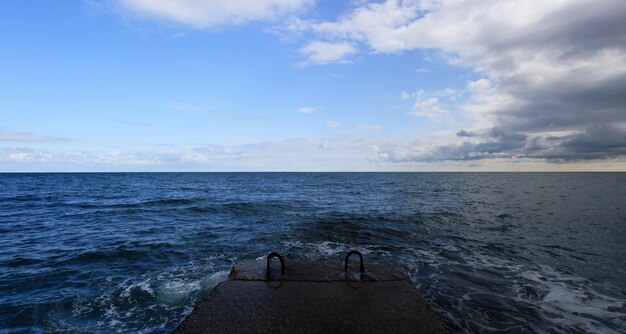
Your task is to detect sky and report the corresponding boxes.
[1,0,625,171]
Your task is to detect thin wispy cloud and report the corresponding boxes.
[296,106,319,113]
[298,41,357,66]
[168,102,232,117]
[406,90,450,123]
[326,120,341,128]
[0,129,68,143]
[355,124,382,132]
[168,102,267,121]
[113,119,150,126]
[117,0,314,28]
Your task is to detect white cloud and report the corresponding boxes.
[298,41,357,66]
[405,89,449,122]
[432,87,462,99]
[118,0,314,28]
[8,152,33,161]
[296,106,319,113]
[311,0,583,54]
[400,91,411,100]
[355,124,382,131]
[410,98,447,121]
[326,120,342,128]
[467,78,492,94]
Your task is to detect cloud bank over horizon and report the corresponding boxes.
[1,0,625,171]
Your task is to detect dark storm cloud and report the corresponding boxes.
[525,1,626,56]
[429,128,528,161]
[526,124,626,161]
[430,139,526,161]
[456,130,478,137]
[348,0,626,164]
[379,127,529,162]
[474,0,626,58]
[476,1,626,158]
[379,124,626,163]
[487,128,527,142]
[420,0,626,162]
[495,70,626,134]
[429,125,626,162]
[560,125,626,158]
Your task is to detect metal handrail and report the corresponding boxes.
[344,250,365,273]
[266,252,285,280]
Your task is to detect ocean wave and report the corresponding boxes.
[4,256,45,267]
[396,244,626,334]
[87,197,201,208]
[187,201,298,215]
[45,258,231,333]
[59,249,150,265]
[57,243,183,265]
[519,266,626,334]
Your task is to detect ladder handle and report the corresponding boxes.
[344,250,365,273]
[266,252,285,279]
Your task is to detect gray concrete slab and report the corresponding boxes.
[175,259,450,334]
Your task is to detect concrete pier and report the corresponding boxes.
[175,255,450,333]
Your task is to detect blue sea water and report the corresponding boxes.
[0,172,625,333]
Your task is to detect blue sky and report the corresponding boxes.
[1,0,625,171]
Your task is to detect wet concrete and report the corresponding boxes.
[174,258,450,333]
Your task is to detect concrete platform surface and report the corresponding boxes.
[174,258,450,334]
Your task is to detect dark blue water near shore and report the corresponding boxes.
[1,173,625,333]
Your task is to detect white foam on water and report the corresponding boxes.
[48,254,235,333]
[283,240,375,258]
[70,298,93,317]
[108,319,122,327]
[393,244,626,333]
[154,269,230,305]
[443,245,461,252]
[157,280,201,304]
[200,270,229,289]
[136,321,168,334]
[120,278,155,298]
[520,266,625,334]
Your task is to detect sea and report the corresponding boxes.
[1,173,625,333]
